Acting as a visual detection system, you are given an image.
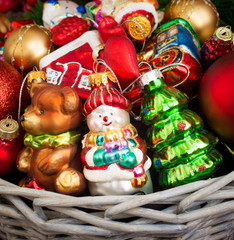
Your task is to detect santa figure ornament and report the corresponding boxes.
[81,71,153,195]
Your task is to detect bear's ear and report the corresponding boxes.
[61,87,81,113]
[29,81,48,98]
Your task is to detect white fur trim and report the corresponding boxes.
[81,134,87,149]
[84,163,134,182]
[84,147,98,167]
[39,30,101,70]
[134,148,143,163]
[83,155,152,182]
[144,156,152,171]
[88,169,153,195]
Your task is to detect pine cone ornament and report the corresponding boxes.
[52,16,89,46]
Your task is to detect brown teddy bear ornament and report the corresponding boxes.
[17,70,86,195]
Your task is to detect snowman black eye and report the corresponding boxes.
[99,114,102,118]
[110,112,113,116]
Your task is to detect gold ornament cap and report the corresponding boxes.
[88,71,117,87]
[27,69,48,92]
[0,116,19,141]
[127,15,151,40]
[214,26,233,45]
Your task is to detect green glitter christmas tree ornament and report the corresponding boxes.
[140,69,223,187]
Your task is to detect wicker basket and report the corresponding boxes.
[0,168,234,240]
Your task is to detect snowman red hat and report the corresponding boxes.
[83,71,132,117]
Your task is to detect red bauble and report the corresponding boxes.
[0,134,24,176]
[199,52,234,146]
[0,60,30,120]
[0,118,24,176]
[0,0,21,12]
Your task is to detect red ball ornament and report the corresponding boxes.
[0,0,21,12]
[0,117,23,176]
[0,60,30,120]
[199,52,234,146]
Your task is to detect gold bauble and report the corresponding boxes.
[164,0,220,44]
[3,24,53,76]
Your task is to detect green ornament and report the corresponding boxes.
[140,69,223,187]
[84,1,98,20]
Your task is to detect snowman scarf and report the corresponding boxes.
[83,124,146,169]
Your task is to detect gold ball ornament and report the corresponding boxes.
[163,0,220,44]
[3,24,54,76]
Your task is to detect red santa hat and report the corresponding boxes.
[83,72,132,116]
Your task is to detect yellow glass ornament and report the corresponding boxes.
[127,15,152,41]
[163,0,220,44]
[3,24,54,76]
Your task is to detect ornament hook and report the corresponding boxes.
[84,17,99,29]
[18,71,33,122]
[159,63,190,88]
[93,59,123,93]
[33,66,38,71]
[138,61,152,71]
[121,19,146,52]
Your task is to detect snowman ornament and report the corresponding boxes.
[81,71,153,195]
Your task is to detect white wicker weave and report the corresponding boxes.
[0,169,234,240]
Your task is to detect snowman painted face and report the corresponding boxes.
[87,105,130,132]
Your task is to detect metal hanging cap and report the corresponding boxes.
[88,71,117,87]
[0,116,19,141]
[27,69,48,92]
[214,26,233,44]
[139,69,163,89]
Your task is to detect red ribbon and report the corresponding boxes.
[4,19,35,39]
